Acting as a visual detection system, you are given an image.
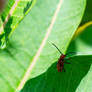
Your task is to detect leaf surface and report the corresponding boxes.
[0,0,86,92]
[69,26,92,92]
[80,0,92,25]
[0,0,36,48]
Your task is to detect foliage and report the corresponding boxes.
[0,0,92,92]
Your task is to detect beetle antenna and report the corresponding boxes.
[52,43,63,54]
[66,52,76,56]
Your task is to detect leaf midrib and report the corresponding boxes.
[16,0,63,91]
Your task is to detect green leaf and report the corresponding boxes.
[80,0,92,25]
[21,55,92,92]
[0,0,86,92]
[68,26,92,92]
[0,0,36,49]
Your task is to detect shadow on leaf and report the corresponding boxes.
[78,26,92,46]
[21,55,92,92]
[0,15,13,49]
[80,0,92,25]
[24,1,33,14]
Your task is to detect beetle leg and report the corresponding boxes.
[63,60,71,64]
[64,57,71,61]
[66,52,76,56]
[64,62,71,64]
[63,66,66,72]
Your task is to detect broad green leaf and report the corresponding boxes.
[68,26,92,92]
[0,0,36,49]
[21,55,92,92]
[0,0,86,92]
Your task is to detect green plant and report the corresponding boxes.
[0,0,92,92]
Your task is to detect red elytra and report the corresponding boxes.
[57,54,66,72]
[52,43,71,72]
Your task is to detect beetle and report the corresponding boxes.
[52,43,73,72]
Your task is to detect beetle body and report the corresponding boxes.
[57,54,65,72]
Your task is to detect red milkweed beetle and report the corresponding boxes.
[52,43,74,72]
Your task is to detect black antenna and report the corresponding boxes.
[66,52,76,56]
[52,43,62,54]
